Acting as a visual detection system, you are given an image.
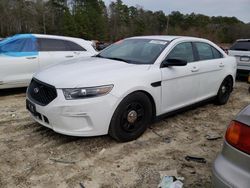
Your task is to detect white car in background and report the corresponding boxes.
[228,39,250,77]
[26,36,237,142]
[0,34,97,89]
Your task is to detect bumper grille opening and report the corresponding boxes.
[43,116,49,124]
[28,79,57,106]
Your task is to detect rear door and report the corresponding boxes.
[38,38,76,69]
[0,37,39,88]
[193,42,225,100]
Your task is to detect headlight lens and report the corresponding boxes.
[62,85,113,100]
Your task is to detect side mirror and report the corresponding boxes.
[161,58,188,68]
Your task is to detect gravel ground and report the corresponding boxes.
[0,81,249,188]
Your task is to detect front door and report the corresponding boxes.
[0,37,39,88]
[161,42,200,113]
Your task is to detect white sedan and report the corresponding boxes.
[26,36,237,142]
[0,34,97,89]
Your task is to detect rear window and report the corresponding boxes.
[38,38,68,51]
[64,40,86,51]
[230,41,250,51]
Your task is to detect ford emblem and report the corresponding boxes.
[34,87,39,94]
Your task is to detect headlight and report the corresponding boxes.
[62,85,113,100]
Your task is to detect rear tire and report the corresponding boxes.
[215,77,233,105]
[109,92,152,142]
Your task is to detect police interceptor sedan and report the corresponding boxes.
[26,36,236,142]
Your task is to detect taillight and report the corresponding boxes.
[226,121,250,155]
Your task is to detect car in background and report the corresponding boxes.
[228,39,250,77]
[26,35,236,142]
[96,42,112,51]
[0,34,97,89]
[212,105,250,188]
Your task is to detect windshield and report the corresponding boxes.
[98,39,169,64]
[230,40,250,51]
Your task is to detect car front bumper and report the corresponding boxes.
[212,142,250,188]
[27,89,119,136]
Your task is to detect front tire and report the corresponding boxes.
[215,77,233,105]
[109,92,152,142]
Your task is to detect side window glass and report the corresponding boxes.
[195,42,214,60]
[211,47,223,59]
[65,41,86,51]
[38,38,68,51]
[1,38,36,52]
[167,42,194,63]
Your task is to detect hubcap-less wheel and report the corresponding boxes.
[109,92,152,142]
[121,102,144,132]
[221,86,227,94]
[220,79,231,99]
[127,110,138,124]
[215,77,233,105]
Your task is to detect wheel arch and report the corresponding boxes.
[111,89,157,124]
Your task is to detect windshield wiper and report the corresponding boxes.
[94,54,130,63]
[93,54,104,58]
[106,57,130,63]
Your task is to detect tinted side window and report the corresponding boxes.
[167,42,194,63]
[65,40,86,51]
[38,38,68,51]
[211,47,223,59]
[230,41,250,51]
[1,38,36,52]
[195,42,214,60]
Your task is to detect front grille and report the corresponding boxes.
[28,79,57,106]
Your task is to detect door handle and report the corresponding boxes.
[219,63,224,68]
[73,52,80,55]
[191,66,199,72]
[65,55,74,58]
[26,57,37,60]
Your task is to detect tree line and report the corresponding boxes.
[0,0,249,43]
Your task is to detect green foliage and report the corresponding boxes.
[0,0,249,43]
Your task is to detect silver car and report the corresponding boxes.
[212,104,250,187]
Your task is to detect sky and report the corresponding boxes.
[103,0,250,23]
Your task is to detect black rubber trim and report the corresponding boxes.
[154,96,216,122]
[151,81,161,87]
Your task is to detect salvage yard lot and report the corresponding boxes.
[0,81,249,188]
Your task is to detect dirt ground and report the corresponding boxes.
[0,82,250,188]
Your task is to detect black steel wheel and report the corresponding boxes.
[215,77,233,105]
[109,92,152,142]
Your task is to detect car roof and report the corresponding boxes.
[236,39,250,42]
[129,35,204,41]
[32,34,88,41]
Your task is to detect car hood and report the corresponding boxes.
[34,57,151,88]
